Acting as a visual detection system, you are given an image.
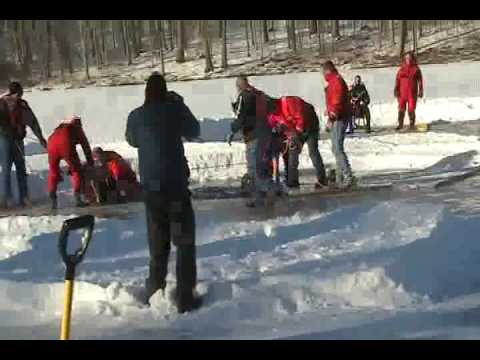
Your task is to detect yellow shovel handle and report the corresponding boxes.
[60,279,74,340]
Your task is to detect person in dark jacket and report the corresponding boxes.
[350,75,371,133]
[323,60,354,189]
[228,76,276,206]
[126,72,201,313]
[0,82,47,208]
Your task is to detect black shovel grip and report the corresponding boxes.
[58,215,95,278]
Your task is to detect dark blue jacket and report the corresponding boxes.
[126,92,200,195]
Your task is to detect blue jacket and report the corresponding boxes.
[126,92,200,195]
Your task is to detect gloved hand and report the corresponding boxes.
[290,134,302,151]
[394,87,399,98]
[418,89,424,98]
[226,132,235,146]
[39,138,47,149]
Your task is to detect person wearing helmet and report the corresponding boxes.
[47,116,94,209]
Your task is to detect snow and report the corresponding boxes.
[2,62,480,339]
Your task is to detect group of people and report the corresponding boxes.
[227,61,354,206]
[227,51,423,205]
[0,82,141,211]
[0,51,424,315]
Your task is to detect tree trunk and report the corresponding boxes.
[175,20,186,63]
[244,20,250,57]
[309,20,318,35]
[79,20,90,80]
[122,20,132,65]
[249,20,255,48]
[201,20,214,73]
[262,20,269,42]
[412,20,418,54]
[418,20,423,38]
[289,20,297,52]
[317,20,323,55]
[221,20,228,69]
[168,20,174,50]
[390,20,395,44]
[399,20,407,58]
[20,20,32,77]
[218,19,223,39]
[158,21,165,74]
[332,20,340,38]
[45,20,52,79]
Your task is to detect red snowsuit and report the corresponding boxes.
[325,71,351,120]
[395,62,423,112]
[47,121,93,194]
[103,151,138,184]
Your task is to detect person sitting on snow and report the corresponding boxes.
[47,115,94,210]
[84,147,142,204]
[350,75,371,133]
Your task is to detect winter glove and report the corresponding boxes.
[394,87,399,98]
[226,132,235,146]
[39,138,47,149]
[418,89,424,98]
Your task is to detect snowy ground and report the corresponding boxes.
[2,63,480,339]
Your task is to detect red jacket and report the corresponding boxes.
[325,71,351,120]
[103,151,138,183]
[49,122,94,165]
[395,63,423,99]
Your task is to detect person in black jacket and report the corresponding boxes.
[228,76,276,206]
[350,75,371,133]
[126,72,201,313]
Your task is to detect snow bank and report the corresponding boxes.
[0,197,444,339]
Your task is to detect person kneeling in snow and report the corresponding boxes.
[47,116,94,210]
[84,147,142,204]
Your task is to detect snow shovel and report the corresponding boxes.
[58,215,95,340]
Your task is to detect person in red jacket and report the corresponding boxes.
[47,116,94,209]
[323,60,353,189]
[267,96,326,188]
[86,147,142,204]
[394,52,424,130]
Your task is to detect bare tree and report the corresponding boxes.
[390,20,395,44]
[289,20,297,53]
[399,20,408,58]
[332,20,340,39]
[309,20,318,35]
[201,20,214,73]
[175,20,186,63]
[262,20,269,42]
[244,20,250,57]
[45,20,52,79]
[221,20,228,69]
[79,20,90,80]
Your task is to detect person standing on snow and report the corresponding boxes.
[126,72,201,313]
[394,52,423,131]
[267,96,327,189]
[350,75,371,133]
[228,76,276,205]
[323,60,354,189]
[0,82,48,208]
[47,116,94,210]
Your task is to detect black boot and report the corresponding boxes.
[396,111,405,131]
[173,288,203,314]
[408,111,416,130]
[74,192,88,208]
[50,192,58,211]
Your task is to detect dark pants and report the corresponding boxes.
[0,136,28,205]
[283,132,326,186]
[144,191,197,305]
